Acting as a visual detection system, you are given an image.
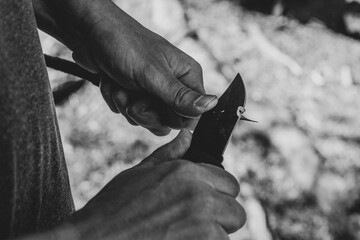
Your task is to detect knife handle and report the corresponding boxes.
[44,55,101,86]
[183,148,224,169]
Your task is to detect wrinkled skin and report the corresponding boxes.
[35,0,218,136]
[27,0,247,239]
[66,130,246,240]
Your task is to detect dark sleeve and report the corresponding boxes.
[0,0,74,238]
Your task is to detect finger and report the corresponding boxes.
[170,162,240,198]
[99,78,138,125]
[204,191,247,233]
[145,66,218,118]
[147,145,240,197]
[127,100,171,136]
[112,87,175,132]
[111,88,138,126]
[112,85,195,131]
[197,164,241,197]
[142,129,192,165]
[127,96,197,130]
[169,220,229,240]
[100,78,121,113]
[159,107,199,130]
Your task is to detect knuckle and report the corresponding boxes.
[187,187,215,217]
[172,160,196,177]
[173,84,193,108]
[197,191,215,211]
[160,160,195,183]
[186,182,204,199]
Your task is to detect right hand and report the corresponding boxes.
[70,0,218,136]
[67,129,246,240]
[35,0,218,136]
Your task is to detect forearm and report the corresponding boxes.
[32,0,113,50]
[12,224,79,240]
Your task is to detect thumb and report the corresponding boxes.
[149,69,218,118]
[142,129,192,166]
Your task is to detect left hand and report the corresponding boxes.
[67,130,246,239]
[69,0,218,136]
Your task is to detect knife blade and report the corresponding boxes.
[183,73,252,168]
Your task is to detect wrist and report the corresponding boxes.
[34,0,114,50]
[58,0,115,36]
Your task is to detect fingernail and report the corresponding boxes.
[126,107,141,124]
[193,95,218,110]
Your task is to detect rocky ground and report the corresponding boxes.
[40,0,360,239]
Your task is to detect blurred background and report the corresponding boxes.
[40,0,360,239]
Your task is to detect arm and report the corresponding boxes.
[33,0,218,135]
[32,0,88,50]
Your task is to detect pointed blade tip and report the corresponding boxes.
[240,115,257,123]
[234,73,242,82]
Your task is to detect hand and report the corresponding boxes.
[34,0,217,135]
[67,130,246,240]
[71,1,218,136]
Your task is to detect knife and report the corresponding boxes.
[44,57,253,168]
[183,73,254,168]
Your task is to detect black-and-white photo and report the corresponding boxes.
[1,0,359,239]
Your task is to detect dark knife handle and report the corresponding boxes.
[183,148,224,168]
[44,54,100,86]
